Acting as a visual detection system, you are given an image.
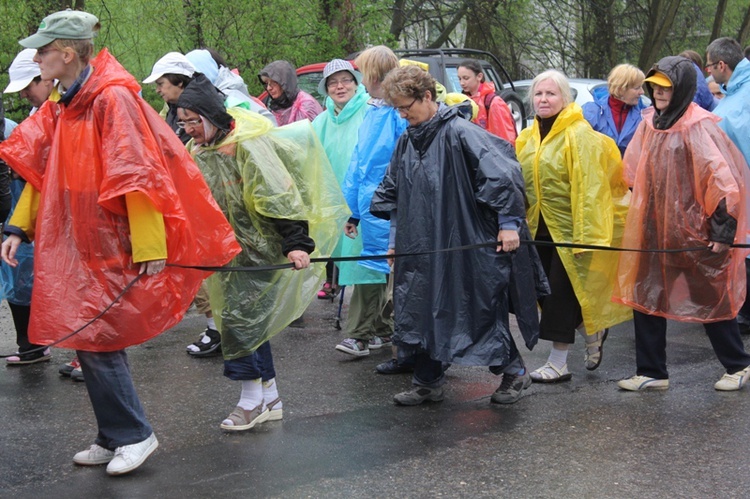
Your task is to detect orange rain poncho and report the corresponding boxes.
[613,105,750,321]
[516,103,632,333]
[0,49,241,351]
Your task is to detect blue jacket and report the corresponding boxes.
[342,100,407,274]
[582,92,645,157]
[691,63,716,112]
[714,58,750,167]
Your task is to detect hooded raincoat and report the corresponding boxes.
[467,81,517,145]
[613,56,750,321]
[371,103,549,365]
[516,103,633,333]
[311,85,379,285]
[259,61,323,125]
[184,107,350,358]
[582,92,646,157]
[0,49,241,351]
[713,58,750,165]
[342,101,408,278]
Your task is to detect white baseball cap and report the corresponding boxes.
[143,52,195,84]
[4,49,42,94]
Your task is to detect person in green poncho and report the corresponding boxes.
[177,74,349,431]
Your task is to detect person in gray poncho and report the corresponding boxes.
[370,66,548,406]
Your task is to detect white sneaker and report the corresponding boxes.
[617,375,669,391]
[714,366,750,391]
[73,444,115,465]
[106,433,159,476]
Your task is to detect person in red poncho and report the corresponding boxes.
[613,56,750,393]
[0,10,240,476]
[457,59,517,145]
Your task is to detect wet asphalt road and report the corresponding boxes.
[1,290,749,498]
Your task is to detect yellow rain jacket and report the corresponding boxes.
[516,103,632,333]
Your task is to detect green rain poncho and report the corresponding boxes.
[516,103,632,333]
[188,107,350,358]
[311,85,383,285]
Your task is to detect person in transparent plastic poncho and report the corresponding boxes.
[614,56,750,392]
[177,74,349,430]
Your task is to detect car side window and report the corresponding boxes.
[298,72,326,106]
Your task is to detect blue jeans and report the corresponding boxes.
[223,341,276,381]
[77,350,153,450]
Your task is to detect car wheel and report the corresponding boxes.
[499,89,527,134]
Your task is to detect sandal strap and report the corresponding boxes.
[533,362,568,379]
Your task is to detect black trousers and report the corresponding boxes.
[9,303,40,352]
[633,310,750,379]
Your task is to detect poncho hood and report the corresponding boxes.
[645,56,696,130]
[259,60,299,110]
[177,73,233,130]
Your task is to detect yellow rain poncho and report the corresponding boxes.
[516,103,632,333]
[188,108,350,358]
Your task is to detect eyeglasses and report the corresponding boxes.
[176,118,202,130]
[704,61,721,70]
[395,98,420,113]
[36,46,59,57]
[327,77,355,88]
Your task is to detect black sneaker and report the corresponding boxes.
[375,358,414,374]
[186,328,222,357]
[491,371,531,404]
[6,348,52,365]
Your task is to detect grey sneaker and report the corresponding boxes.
[393,386,444,406]
[106,433,158,476]
[491,371,532,404]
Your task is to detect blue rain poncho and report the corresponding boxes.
[311,85,380,285]
[0,179,33,305]
[187,108,350,358]
[342,101,407,277]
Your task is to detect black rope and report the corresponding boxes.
[3,238,744,357]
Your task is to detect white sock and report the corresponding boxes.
[548,345,569,369]
[579,326,601,353]
[207,317,217,330]
[263,378,282,409]
[237,378,263,410]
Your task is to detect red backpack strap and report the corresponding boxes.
[483,92,496,113]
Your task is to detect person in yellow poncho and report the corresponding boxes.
[515,69,632,383]
[176,74,349,431]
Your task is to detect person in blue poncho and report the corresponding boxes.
[335,46,408,361]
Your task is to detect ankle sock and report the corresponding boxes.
[263,378,282,410]
[237,378,263,410]
[548,346,569,370]
[207,317,217,330]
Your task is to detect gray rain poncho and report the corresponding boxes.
[371,103,548,365]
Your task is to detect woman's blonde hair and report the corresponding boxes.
[607,64,645,100]
[50,22,100,64]
[355,45,399,85]
[529,69,573,107]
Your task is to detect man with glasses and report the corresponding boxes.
[706,37,750,335]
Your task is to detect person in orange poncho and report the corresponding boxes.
[457,59,517,145]
[614,56,750,392]
[0,11,240,476]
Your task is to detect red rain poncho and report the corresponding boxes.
[613,104,750,321]
[0,49,241,351]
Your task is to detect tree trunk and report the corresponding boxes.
[737,4,750,47]
[321,0,359,55]
[637,0,682,70]
[464,0,501,52]
[710,0,728,41]
[182,0,204,49]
